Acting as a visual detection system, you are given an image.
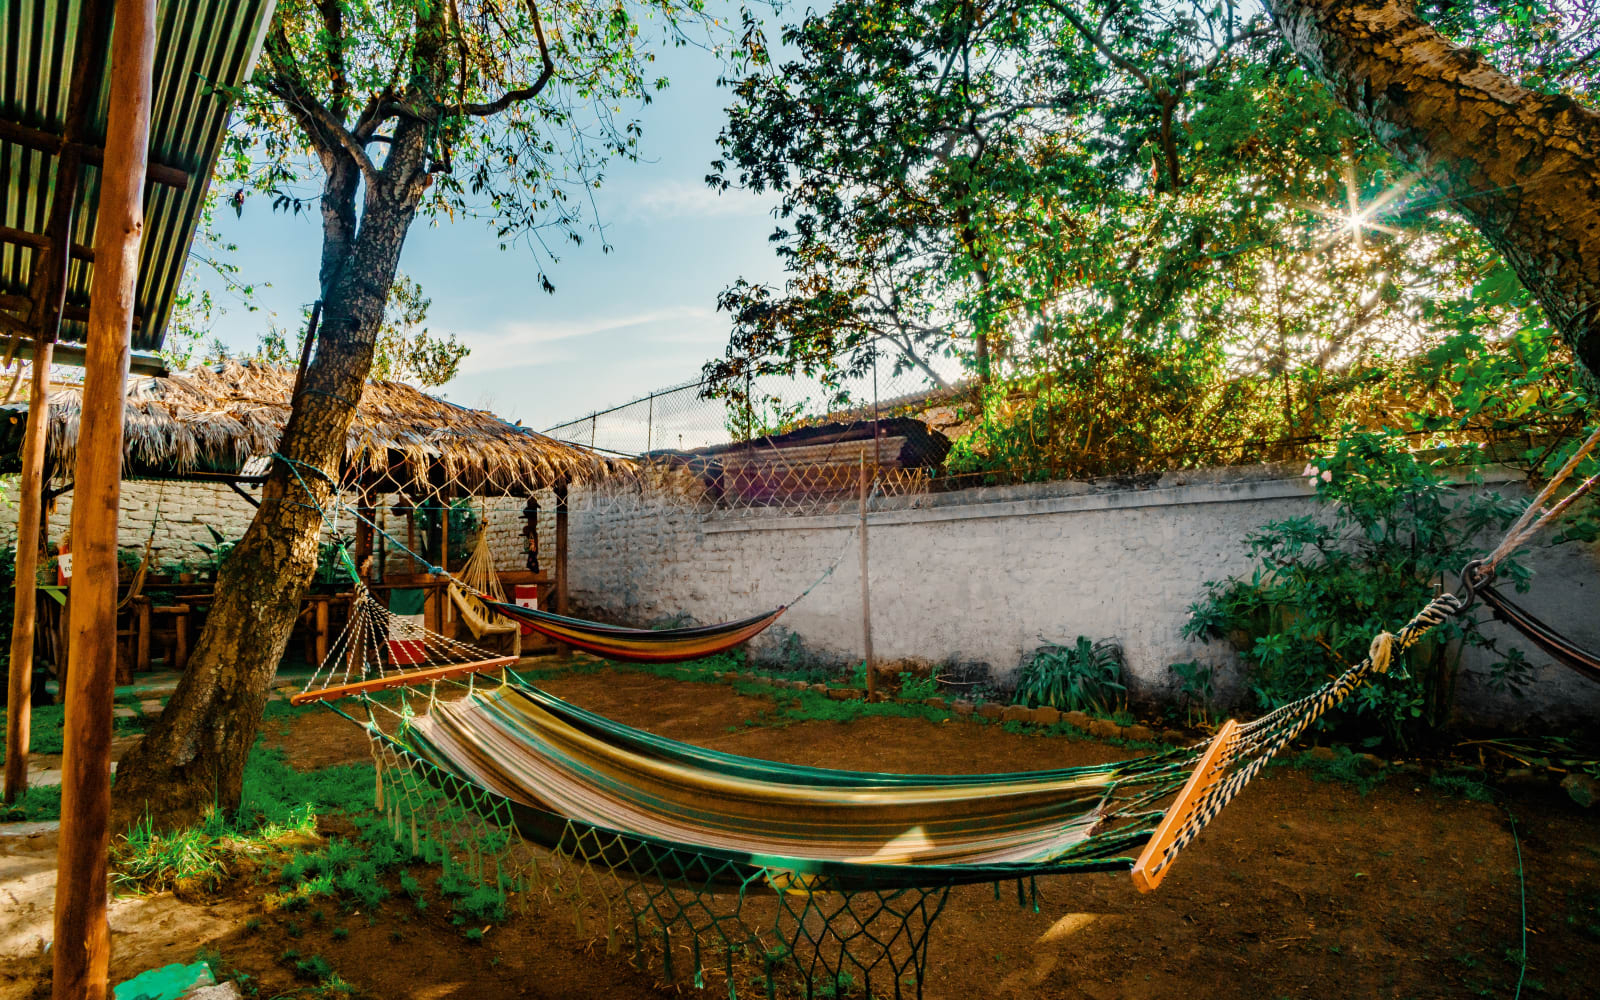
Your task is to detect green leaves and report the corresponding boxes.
[1187,429,1545,748]
[1015,637,1126,715]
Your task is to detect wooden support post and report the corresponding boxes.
[53,1,154,996]
[314,597,330,665]
[859,450,875,700]
[554,481,569,657]
[135,598,150,672]
[173,606,188,670]
[439,499,450,575]
[554,483,569,615]
[4,343,52,803]
[376,501,388,582]
[353,489,373,584]
[405,507,417,573]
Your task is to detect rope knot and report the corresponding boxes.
[1367,632,1396,674]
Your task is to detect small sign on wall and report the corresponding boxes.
[514,583,540,635]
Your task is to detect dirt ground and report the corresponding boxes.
[4,668,1598,1000]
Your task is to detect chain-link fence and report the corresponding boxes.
[544,344,957,518]
[542,334,1575,520]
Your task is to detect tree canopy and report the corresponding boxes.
[707,0,1596,481]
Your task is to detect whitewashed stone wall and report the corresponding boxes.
[0,480,546,575]
[2,469,1593,725]
[560,468,1600,726]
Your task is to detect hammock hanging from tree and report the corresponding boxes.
[293,581,1461,998]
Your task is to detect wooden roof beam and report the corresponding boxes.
[0,116,190,190]
[0,293,143,329]
[0,224,95,262]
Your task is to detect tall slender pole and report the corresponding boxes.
[554,480,570,657]
[858,450,875,700]
[54,1,154,996]
[4,348,52,802]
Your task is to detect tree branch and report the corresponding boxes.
[262,24,381,186]
[458,0,556,117]
[1263,0,1600,384]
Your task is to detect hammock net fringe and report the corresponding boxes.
[298,580,1461,999]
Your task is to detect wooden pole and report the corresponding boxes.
[554,483,569,614]
[353,488,373,583]
[858,450,875,700]
[4,345,52,802]
[53,0,154,996]
[554,481,569,657]
[405,507,416,573]
[439,498,450,574]
[376,499,388,582]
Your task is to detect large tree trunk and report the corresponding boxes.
[112,135,430,830]
[1262,0,1600,384]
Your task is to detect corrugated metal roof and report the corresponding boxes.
[0,0,274,353]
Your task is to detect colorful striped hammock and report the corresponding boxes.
[393,680,1182,890]
[483,599,788,663]
[304,586,1461,998]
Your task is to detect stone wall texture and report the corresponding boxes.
[0,482,545,578]
[558,468,1600,726]
[3,469,1595,725]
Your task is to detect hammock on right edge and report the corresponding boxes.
[1478,584,1600,684]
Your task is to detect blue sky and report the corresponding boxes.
[197,36,787,432]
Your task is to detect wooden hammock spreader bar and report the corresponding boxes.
[290,655,519,706]
[1130,719,1240,893]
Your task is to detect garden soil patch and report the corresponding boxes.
[5,667,1598,999]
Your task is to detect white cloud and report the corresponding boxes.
[628,179,774,221]
[453,304,719,374]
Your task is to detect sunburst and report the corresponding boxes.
[1307,163,1420,252]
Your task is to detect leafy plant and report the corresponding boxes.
[898,672,940,701]
[411,501,480,571]
[1014,637,1125,715]
[314,533,359,587]
[1185,430,1534,748]
[196,525,238,580]
[1168,660,1216,727]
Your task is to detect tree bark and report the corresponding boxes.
[111,123,432,830]
[1262,0,1600,384]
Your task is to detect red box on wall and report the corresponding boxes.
[514,583,540,635]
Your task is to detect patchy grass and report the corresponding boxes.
[113,745,372,894]
[0,696,151,766]
[1,782,61,822]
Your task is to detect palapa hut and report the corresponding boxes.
[2,359,628,672]
[4,359,628,493]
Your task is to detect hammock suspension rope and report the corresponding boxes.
[266,438,1594,998]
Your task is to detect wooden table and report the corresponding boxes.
[40,582,360,679]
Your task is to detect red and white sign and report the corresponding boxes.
[387,613,428,665]
[514,584,540,635]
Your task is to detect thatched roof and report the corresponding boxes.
[1,361,628,496]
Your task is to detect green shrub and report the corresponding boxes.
[1184,429,1532,748]
[1168,660,1216,727]
[1014,637,1124,714]
[898,671,940,701]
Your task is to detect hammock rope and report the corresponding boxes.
[1456,423,1600,684]
[272,450,862,663]
[266,441,1592,997]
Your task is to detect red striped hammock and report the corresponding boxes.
[483,599,786,663]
